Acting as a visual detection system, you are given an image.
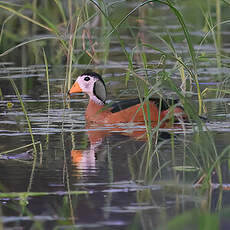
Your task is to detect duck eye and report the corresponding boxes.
[84,76,90,81]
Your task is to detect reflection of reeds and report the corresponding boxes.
[108,1,229,193]
[9,79,39,194]
[10,79,37,155]
[0,1,230,226]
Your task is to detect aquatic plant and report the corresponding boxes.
[0,0,230,229]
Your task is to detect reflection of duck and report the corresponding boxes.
[68,72,187,124]
[71,140,101,171]
[70,124,175,173]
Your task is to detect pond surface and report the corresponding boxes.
[0,1,230,229]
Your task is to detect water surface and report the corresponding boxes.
[0,1,230,229]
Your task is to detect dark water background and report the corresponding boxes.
[0,1,230,229]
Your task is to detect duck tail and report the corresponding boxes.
[161,105,188,122]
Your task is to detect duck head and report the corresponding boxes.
[69,72,107,105]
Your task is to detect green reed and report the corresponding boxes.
[127,39,225,190]
[9,79,37,154]
[0,3,52,31]
[42,48,51,147]
[5,79,40,193]
[0,0,229,196]
[0,87,3,100]
[0,190,87,199]
[199,0,222,74]
[160,72,224,184]
[0,1,83,67]
[161,208,221,230]
[136,1,201,113]
[65,7,82,94]
[0,2,229,229]
[88,0,203,183]
[0,141,40,156]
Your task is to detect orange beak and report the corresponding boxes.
[68,82,82,95]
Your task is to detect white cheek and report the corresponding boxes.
[77,78,95,93]
[83,83,93,93]
[84,83,91,89]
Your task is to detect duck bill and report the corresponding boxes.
[68,82,82,95]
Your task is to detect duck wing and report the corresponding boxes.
[108,98,180,114]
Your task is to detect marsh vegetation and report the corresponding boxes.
[0,0,230,229]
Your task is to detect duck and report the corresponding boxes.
[68,72,187,124]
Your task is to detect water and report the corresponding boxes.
[0,1,230,229]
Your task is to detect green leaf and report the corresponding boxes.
[173,166,200,172]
